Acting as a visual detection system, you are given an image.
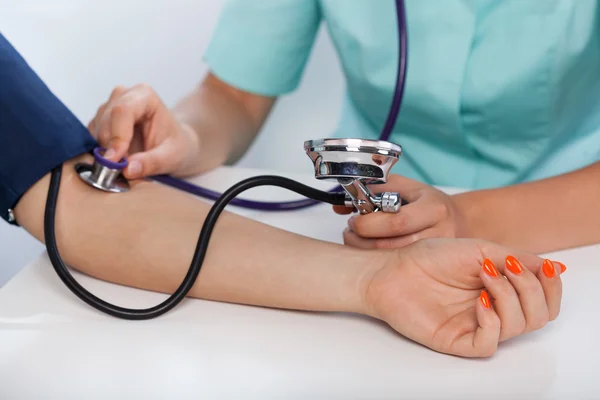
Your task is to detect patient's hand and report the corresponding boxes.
[363,238,565,357]
[14,156,564,358]
[334,175,469,249]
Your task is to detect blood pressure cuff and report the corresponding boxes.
[0,32,97,225]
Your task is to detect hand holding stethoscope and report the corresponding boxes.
[88,84,466,245]
[335,174,471,249]
[87,84,205,180]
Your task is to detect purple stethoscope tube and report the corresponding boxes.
[104,0,407,211]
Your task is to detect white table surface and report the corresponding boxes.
[1,166,599,399]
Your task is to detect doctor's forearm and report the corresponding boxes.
[14,155,377,314]
[455,161,600,253]
[172,73,276,175]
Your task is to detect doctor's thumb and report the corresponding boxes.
[122,146,176,180]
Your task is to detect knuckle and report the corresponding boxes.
[521,277,544,295]
[513,318,527,335]
[527,311,549,331]
[87,118,96,132]
[109,135,127,146]
[96,102,107,116]
[110,104,127,119]
[478,345,498,358]
[111,85,127,97]
[489,318,502,332]
[433,201,450,220]
[549,307,561,322]
[97,130,108,144]
[497,282,516,298]
[135,82,155,95]
[501,318,526,339]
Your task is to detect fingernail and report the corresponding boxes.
[480,290,491,309]
[542,259,556,278]
[505,255,524,275]
[127,160,142,176]
[348,216,357,229]
[104,148,116,160]
[482,259,499,278]
[554,261,567,274]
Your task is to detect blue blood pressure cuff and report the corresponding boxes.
[0,32,97,225]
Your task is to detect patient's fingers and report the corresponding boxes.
[449,290,501,358]
[537,260,563,322]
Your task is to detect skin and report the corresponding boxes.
[89,73,275,179]
[89,73,600,255]
[338,167,600,254]
[12,154,564,358]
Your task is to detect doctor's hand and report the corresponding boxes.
[335,175,469,249]
[88,85,201,180]
[365,239,566,357]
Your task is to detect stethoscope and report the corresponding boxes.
[44,0,408,319]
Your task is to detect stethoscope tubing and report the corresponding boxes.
[42,0,408,319]
[150,0,407,210]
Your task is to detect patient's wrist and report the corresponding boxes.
[353,250,394,317]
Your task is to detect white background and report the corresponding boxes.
[0,0,344,285]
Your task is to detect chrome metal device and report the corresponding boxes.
[75,148,130,193]
[304,138,403,214]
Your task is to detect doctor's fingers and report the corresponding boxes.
[347,202,439,238]
[88,85,127,137]
[333,175,428,216]
[96,84,162,161]
[368,174,428,202]
[343,227,432,249]
[124,140,184,179]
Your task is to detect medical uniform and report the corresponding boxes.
[0,33,97,224]
[204,0,600,189]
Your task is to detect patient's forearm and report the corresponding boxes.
[14,155,380,314]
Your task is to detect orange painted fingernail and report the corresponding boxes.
[542,259,555,278]
[483,259,499,278]
[554,261,567,274]
[505,255,524,275]
[480,290,491,309]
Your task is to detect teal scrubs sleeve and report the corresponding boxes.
[203,0,322,96]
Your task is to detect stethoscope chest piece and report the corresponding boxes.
[304,138,402,184]
[304,138,404,214]
[75,147,130,193]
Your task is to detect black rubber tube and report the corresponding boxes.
[44,164,346,320]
